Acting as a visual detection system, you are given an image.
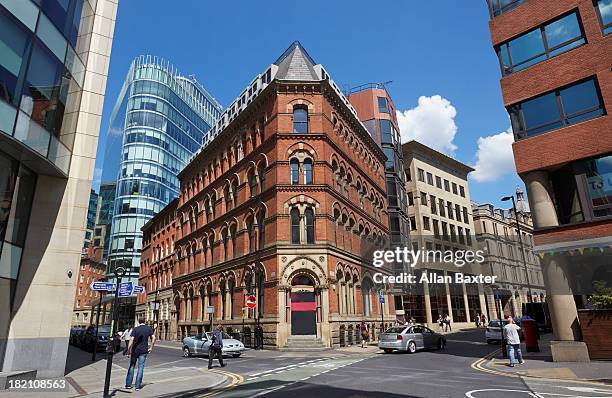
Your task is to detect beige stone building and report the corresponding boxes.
[0,0,118,377]
[397,140,488,330]
[472,192,547,320]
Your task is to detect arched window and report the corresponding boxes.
[258,163,266,192]
[303,158,313,184]
[232,180,238,206]
[305,208,315,244]
[257,211,265,249]
[248,169,258,196]
[246,216,255,252]
[224,185,231,210]
[222,229,229,260]
[290,159,299,185]
[290,208,300,244]
[230,224,237,258]
[293,107,308,133]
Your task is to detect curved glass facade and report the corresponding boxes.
[105,57,222,282]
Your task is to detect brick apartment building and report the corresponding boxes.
[486,0,611,361]
[140,42,394,348]
[72,247,106,328]
[136,199,178,340]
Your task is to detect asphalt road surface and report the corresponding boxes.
[64,329,612,398]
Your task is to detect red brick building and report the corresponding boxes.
[137,199,178,340]
[486,0,611,361]
[72,247,106,328]
[147,42,394,348]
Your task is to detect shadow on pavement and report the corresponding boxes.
[153,378,420,398]
[64,344,106,374]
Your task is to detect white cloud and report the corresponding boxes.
[396,95,458,155]
[471,128,516,182]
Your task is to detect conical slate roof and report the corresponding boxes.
[274,41,318,81]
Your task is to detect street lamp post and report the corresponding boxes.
[103,266,126,398]
[501,194,533,303]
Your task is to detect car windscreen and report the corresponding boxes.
[488,321,507,328]
[96,326,111,334]
[384,327,406,334]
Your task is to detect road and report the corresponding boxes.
[64,330,612,398]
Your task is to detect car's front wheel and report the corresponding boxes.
[407,341,417,353]
[383,349,393,354]
[232,354,241,358]
[183,347,191,357]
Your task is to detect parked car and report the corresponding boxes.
[182,332,245,358]
[379,325,446,354]
[485,319,524,344]
[70,328,86,346]
[81,325,120,352]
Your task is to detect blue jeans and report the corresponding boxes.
[508,343,523,366]
[125,353,147,389]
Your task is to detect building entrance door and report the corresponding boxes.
[290,275,317,335]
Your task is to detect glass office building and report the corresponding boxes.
[103,56,222,283]
[0,0,118,377]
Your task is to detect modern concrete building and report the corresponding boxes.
[472,190,547,320]
[102,56,223,288]
[401,140,487,329]
[140,41,394,348]
[0,0,118,377]
[486,0,611,361]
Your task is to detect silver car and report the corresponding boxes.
[378,325,446,353]
[182,332,245,358]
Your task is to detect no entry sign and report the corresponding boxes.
[246,294,257,309]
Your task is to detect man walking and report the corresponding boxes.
[125,318,156,391]
[255,324,264,350]
[360,321,369,348]
[208,325,226,369]
[503,315,524,367]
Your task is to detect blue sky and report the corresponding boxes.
[94,0,525,207]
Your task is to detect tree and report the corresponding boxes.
[587,280,612,309]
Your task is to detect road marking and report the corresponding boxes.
[197,369,243,398]
[470,349,612,387]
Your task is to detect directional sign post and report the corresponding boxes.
[133,285,145,294]
[90,281,116,292]
[118,281,134,297]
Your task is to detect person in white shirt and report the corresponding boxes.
[503,316,524,367]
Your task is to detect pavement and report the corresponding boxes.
[475,332,612,384]
[2,329,612,397]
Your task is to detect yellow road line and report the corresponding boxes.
[197,369,244,398]
[470,349,611,387]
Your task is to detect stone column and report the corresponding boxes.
[524,171,588,361]
[423,280,433,326]
[462,283,471,324]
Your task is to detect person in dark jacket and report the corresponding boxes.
[255,325,264,349]
[208,326,225,369]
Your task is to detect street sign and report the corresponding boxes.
[206,306,215,314]
[379,294,385,304]
[494,291,502,300]
[246,295,257,309]
[133,285,145,294]
[90,281,116,291]
[118,281,134,297]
